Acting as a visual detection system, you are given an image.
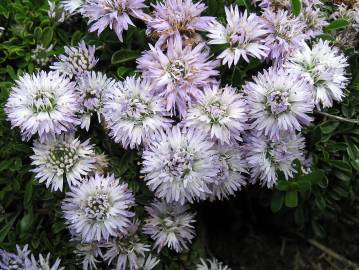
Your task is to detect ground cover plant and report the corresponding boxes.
[0,0,359,269]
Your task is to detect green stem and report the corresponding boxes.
[315,111,359,125]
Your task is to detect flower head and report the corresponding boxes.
[31,134,96,191]
[285,40,349,108]
[77,71,117,131]
[244,68,314,140]
[0,245,31,269]
[103,76,172,149]
[197,258,231,270]
[32,44,54,67]
[141,126,219,204]
[51,41,98,78]
[74,241,103,270]
[143,200,196,252]
[5,71,80,142]
[48,0,66,22]
[83,0,146,41]
[61,0,85,14]
[207,6,269,67]
[145,0,213,45]
[62,174,135,242]
[137,34,219,117]
[244,132,305,188]
[184,85,247,144]
[30,253,64,270]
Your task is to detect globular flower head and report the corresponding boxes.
[209,144,247,201]
[48,0,66,23]
[244,67,314,140]
[51,41,98,78]
[77,71,117,131]
[261,9,308,62]
[196,258,231,270]
[137,34,219,117]
[143,200,196,253]
[5,71,80,142]
[300,6,328,38]
[31,134,96,192]
[141,126,220,204]
[207,6,269,67]
[145,0,214,45]
[61,0,85,14]
[285,40,349,108]
[30,253,64,270]
[83,0,146,42]
[32,44,54,67]
[244,132,305,188]
[103,76,172,149]
[62,174,135,242]
[0,245,31,269]
[184,85,247,144]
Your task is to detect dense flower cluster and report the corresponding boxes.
[4,0,353,269]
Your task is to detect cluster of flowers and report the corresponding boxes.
[4,0,352,269]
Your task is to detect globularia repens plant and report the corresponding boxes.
[0,0,359,269]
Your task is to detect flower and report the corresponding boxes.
[244,132,305,188]
[103,222,151,270]
[261,9,308,63]
[143,200,196,252]
[137,34,219,117]
[184,85,247,144]
[139,255,160,270]
[103,76,172,149]
[62,174,135,242]
[51,41,98,78]
[83,0,146,41]
[300,5,328,38]
[48,0,66,22]
[209,144,247,201]
[141,126,219,204]
[244,67,314,140]
[145,0,214,45]
[74,241,103,270]
[285,40,349,108]
[61,0,85,14]
[32,44,54,67]
[207,6,269,67]
[31,134,96,191]
[77,71,117,131]
[5,71,80,142]
[0,245,31,269]
[196,258,231,270]
[30,253,64,270]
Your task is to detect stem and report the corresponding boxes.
[315,111,359,125]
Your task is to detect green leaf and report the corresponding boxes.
[41,27,53,48]
[347,142,359,160]
[324,19,350,32]
[285,190,298,208]
[301,170,325,185]
[20,213,33,233]
[24,180,33,208]
[291,0,301,16]
[320,121,340,134]
[271,192,284,212]
[276,180,289,191]
[111,49,139,64]
[330,160,352,174]
[6,65,17,80]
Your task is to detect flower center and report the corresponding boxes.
[205,101,227,122]
[8,260,24,269]
[71,52,90,70]
[167,60,187,81]
[84,191,111,221]
[48,144,79,175]
[267,90,290,115]
[164,149,194,178]
[31,90,57,113]
[121,97,150,122]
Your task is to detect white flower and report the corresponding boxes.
[244,67,314,140]
[140,255,160,270]
[244,132,305,188]
[77,71,117,131]
[207,6,269,67]
[61,0,85,14]
[103,76,172,149]
[30,253,64,270]
[74,241,102,270]
[62,174,135,242]
[184,85,247,144]
[197,258,231,270]
[143,200,196,253]
[31,134,96,191]
[48,0,66,22]
[285,40,349,108]
[51,41,98,78]
[141,126,220,204]
[5,71,80,142]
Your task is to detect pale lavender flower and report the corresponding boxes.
[137,34,219,117]
[61,0,85,14]
[0,245,31,269]
[83,0,146,42]
[261,9,308,63]
[244,67,314,140]
[103,76,172,149]
[51,41,98,78]
[145,0,214,45]
[207,6,269,67]
[30,253,64,270]
[197,258,231,270]
[209,144,247,201]
[300,6,328,38]
[103,222,151,270]
[143,200,196,253]
[285,40,349,108]
[31,134,96,192]
[74,241,103,270]
[141,126,220,204]
[184,85,247,144]
[48,0,66,22]
[62,174,135,242]
[139,255,160,270]
[77,71,117,131]
[244,132,305,188]
[252,0,322,11]
[32,44,54,67]
[5,71,80,142]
